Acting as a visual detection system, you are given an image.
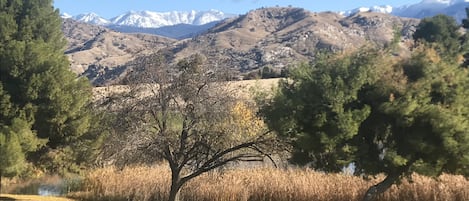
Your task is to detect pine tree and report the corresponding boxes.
[0,0,93,174]
[0,117,46,193]
[0,130,24,193]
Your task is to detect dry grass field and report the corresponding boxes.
[92,78,282,101]
[72,165,469,201]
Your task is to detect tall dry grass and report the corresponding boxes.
[74,164,469,201]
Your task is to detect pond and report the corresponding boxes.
[11,176,82,196]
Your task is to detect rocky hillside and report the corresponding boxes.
[61,18,175,84]
[62,7,420,86]
[171,7,418,74]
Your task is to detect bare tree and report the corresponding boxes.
[112,54,277,201]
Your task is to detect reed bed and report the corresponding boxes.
[75,165,469,201]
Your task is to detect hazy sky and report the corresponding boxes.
[53,0,423,18]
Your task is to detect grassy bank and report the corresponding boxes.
[73,165,469,201]
[0,194,74,201]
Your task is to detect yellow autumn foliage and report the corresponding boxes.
[230,102,265,135]
[424,46,441,63]
[216,101,267,144]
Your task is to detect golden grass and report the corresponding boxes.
[73,164,469,201]
[92,78,281,101]
[0,194,75,201]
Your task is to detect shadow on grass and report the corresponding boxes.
[0,197,15,201]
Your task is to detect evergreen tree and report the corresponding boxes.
[461,7,469,29]
[413,14,468,64]
[261,47,469,200]
[0,118,45,192]
[0,0,93,174]
[0,130,23,193]
[261,49,380,171]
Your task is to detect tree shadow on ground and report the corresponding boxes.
[0,197,15,201]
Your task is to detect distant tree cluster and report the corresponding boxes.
[243,66,289,80]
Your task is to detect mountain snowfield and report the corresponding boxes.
[342,0,469,22]
[73,13,111,25]
[110,10,229,28]
[63,10,234,28]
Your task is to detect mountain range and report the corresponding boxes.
[61,10,235,39]
[59,0,469,86]
[62,0,469,36]
[62,7,419,86]
[63,9,233,27]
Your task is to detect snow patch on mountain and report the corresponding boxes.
[342,0,469,22]
[393,0,469,21]
[340,5,393,16]
[61,13,72,19]
[73,13,110,25]
[110,10,229,28]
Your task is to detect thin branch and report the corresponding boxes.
[180,154,250,184]
[251,144,278,168]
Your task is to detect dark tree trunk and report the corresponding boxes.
[362,172,400,201]
[168,163,183,201]
[168,178,182,201]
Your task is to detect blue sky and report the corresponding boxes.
[54,0,422,18]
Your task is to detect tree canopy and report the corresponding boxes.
[0,0,94,176]
[110,54,278,201]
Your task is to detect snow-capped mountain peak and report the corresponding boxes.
[108,10,229,28]
[422,0,451,4]
[340,5,393,16]
[73,13,110,25]
[63,10,233,39]
[60,12,72,19]
[341,0,469,23]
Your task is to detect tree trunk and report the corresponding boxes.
[362,172,400,201]
[168,178,182,201]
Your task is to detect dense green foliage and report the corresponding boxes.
[261,51,379,171]
[0,0,95,176]
[262,50,378,170]
[413,14,468,64]
[261,44,469,199]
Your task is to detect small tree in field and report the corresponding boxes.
[116,54,277,201]
[261,47,469,201]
